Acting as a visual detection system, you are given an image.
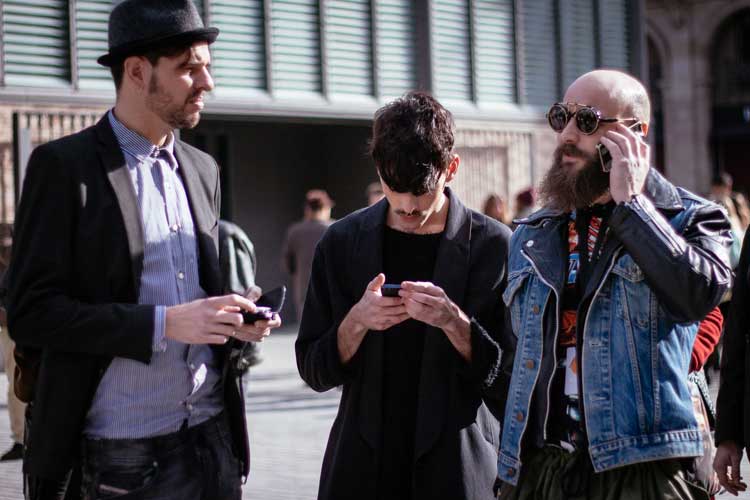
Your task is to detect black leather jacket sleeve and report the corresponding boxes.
[715,230,750,446]
[609,193,733,323]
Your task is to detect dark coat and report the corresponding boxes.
[716,229,750,449]
[5,116,249,480]
[295,190,515,500]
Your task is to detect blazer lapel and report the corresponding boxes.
[415,188,471,459]
[173,142,216,244]
[96,116,144,296]
[355,199,387,450]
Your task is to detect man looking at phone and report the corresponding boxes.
[296,92,515,500]
[496,70,732,499]
[4,1,280,499]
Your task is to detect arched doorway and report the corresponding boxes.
[647,35,666,173]
[711,8,750,192]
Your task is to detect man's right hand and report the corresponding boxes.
[165,294,256,345]
[714,440,748,495]
[336,274,409,363]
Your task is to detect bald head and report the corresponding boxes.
[563,70,651,128]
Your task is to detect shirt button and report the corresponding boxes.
[177,271,185,280]
[532,305,540,314]
[171,224,179,232]
[189,363,196,370]
[186,403,193,411]
[516,411,524,422]
[526,240,534,248]
[525,359,535,369]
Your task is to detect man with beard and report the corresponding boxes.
[495,70,732,500]
[296,92,515,500]
[4,1,281,499]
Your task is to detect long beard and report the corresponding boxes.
[538,144,610,212]
[146,74,201,130]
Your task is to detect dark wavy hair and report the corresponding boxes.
[369,92,455,195]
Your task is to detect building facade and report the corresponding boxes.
[0,0,642,313]
[646,0,750,195]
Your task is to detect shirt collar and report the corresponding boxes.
[107,109,176,166]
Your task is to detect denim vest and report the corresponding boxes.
[497,197,705,485]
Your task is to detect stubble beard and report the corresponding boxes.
[538,144,611,212]
[146,73,201,130]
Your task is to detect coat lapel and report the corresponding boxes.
[355,200,387,450]
[173,142,216,246]
[414,188,471,459]
[96,116,144,296]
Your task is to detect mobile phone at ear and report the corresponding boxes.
[598,122,643,172]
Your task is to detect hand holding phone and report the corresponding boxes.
[597,121,643,172]
[380,284,402,297]
[242,286,286,324]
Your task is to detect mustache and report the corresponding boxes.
[556,143,588,160]
[394,210,425,217]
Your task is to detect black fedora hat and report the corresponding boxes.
[97,0,219,67]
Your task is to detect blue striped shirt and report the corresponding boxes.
[84,110,223,439]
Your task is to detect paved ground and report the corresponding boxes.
[0,332,748,498]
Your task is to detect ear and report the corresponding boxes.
[445,155,460,183]
[640,122,650,137]
[123,56,149,91]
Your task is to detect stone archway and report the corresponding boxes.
[710,8,750,192]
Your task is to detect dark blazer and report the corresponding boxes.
[296,190,515,500]
[716,230,750,448]
[6,116,249,480]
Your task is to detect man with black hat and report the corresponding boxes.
[5,1,280,499]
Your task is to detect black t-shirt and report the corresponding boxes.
[377,226,442,500]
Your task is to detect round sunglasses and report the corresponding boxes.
[546,102,638,135]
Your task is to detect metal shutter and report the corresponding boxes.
[374,0,416,99]
[270,0,322,94]
[473,0,516,103]
[518,0,558,105]
[598,0,629,71]
[2,0,70,86]
[209,0,267,91]
[75,1,112,88]
[559,0,596,89]
[431,0,473,101]
[324,0,373,96]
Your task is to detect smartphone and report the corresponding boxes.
[242,285,286,323]
[380,284,402,297]
[597,121,643,172]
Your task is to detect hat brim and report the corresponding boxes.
[97,27,219,67]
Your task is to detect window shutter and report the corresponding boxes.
[75,1,112,88]
[270,0,322,94]
[598,0,629,71]
[559,0,596,89]
[209,0,267,91]
[473,0,516,103]
[431,0,472,101]
[324,0,373,96]
[2,0,70,86]
[374,0,416,99]
[518,0,559,105]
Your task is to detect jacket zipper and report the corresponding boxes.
[521,249,560,442]
[580,248,621,465]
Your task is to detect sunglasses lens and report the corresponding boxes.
[547,105,568,132]
[576,107,599,134]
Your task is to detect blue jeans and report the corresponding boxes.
[81,413,242,500]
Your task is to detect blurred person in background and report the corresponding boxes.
[483,194,510,226]
[513,188,536,225]
[282,189,335,323]
[710,172,749,269]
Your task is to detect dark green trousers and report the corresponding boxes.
[497,446,710,500]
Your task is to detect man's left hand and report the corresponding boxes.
[400,281,472,361]
[600,122,650,204]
